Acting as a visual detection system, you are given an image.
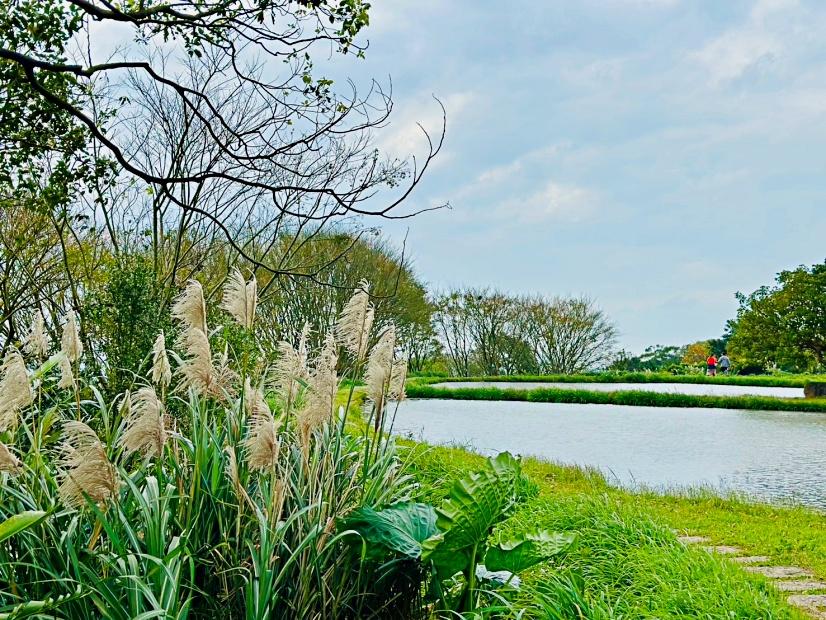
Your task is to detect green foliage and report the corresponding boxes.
[405,383,826,412]
[484,530,576,574]
[84,255,167,394]
[341,502,437,560]
[344,452,574,615]
[728,261,826,372]
[0,510,46,544]
[406,443,809,619]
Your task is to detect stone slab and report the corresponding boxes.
[744,566,814,579]
[702,545,742,555]
[677,535,710,544]
[788,594,826,619]
[774,580,826,592]
[731,556,771,564]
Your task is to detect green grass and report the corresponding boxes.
[404,442,817,618]
[415,371,824,388]
[406,383,826,412]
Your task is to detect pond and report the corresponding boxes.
[393,399,826,509]
[433,381,804,398]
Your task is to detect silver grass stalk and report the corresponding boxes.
[151,331,172,388]
[58,421,118,509]
[0,348,33,432]
[221,268,257,330]
[0,441,20,474]
[24,313,50,360]
[171,280,207,333]
[243,378,280,471]
[365,325,396,410]
[176,327,218,398]
[389,354,408,401]
[60,310,83,363]
[118,387,167,460]
[272,334,309,403]
[57,353,75,390]
[297,333,338,449]
[335,280,374,361]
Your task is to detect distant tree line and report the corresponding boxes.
[432,289,618,376]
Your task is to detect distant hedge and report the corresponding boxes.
[405,384,826,413]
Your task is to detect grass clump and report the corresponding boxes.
[406,384,826,412]
[404,443,810,619]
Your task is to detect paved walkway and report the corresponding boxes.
[677,534,826,618]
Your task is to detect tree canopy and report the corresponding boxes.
[727,261,826,372]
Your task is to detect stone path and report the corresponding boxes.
[676,534,826,618]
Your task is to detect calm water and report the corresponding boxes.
[394,399,826,508]
[434,381,804,398]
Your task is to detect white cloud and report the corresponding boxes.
[375,92,473,162]
[690,0,803,85]
[505,181,599,223]
[692,30,780,85]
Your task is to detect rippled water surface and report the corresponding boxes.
[433,381,804,398]
[394,399,826,508]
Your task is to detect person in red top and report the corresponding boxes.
[707,355,718,376]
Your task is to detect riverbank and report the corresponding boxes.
[406,383,826,412]
[403,441,824,618]
[415,372,823,388]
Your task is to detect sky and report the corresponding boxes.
[329,0,826,352]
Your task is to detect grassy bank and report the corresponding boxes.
[415,372,822,388]
[406,383,826,412]
[404,442,819,618]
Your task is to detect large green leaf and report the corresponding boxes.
[340,502,438,559]
[0,510,47,545]
[422,452,521,573]
[484,530,575,574]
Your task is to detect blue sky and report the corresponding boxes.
[335,0,826,352]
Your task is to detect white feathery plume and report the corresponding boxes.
[151,331,172,388]
[0,441,20,474]
[176,327,217,397]
[221,268,257,330]
[272,326,310,403]
[57,353,75,390]
[365,325,396,410]
[60,310,83,363]
[118,387,167,460]
[335,280,374,361]
[58,421,118,509]
[297,332,339,449]
[389,354,408,402]
[0,348,33,432]
[24,313,50,360]
[243,378,280,471]
[171,280,207,334]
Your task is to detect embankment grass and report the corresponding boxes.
[416,371,823,388]
[404,442,816,618]
[406,383,826,412]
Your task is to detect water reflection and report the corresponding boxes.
[394,399,826,508]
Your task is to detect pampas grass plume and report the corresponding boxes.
[221,268,257,330]
[58,421,118,509]
[24,313,50,360]
[243,378,280,471]
[172,280,207,333]
[0,348,33,432]
[151,331,172,388]
[60,310,83,363]
[118,387,166,459]
[335,280,373,361]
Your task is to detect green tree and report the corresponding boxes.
[727,261,826,372]
[84,255,168,394]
